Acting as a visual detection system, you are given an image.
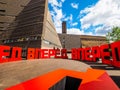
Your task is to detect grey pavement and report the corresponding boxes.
[0,59,90,90]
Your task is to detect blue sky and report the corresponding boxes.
[48,0,120,36]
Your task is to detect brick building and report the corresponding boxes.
[58,21,107,49]
[58,22,82,50]
[0,0,107,50]
[80,35,107,48]
[0,0,62,49]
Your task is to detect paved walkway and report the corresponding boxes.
[0,59,90,90]
[0,59,120,89]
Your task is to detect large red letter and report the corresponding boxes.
[55,49,62,58]
[78,48,85,61]
[48,49,55,58]
[35,49,41,59]
[91,46,100,62]
[11,47,22,61]
[111,41,120,67]
[100,44,111,65]
[27,48,35,60]
[41,49,49,58]
[72,48,78,60]
[61,49,68,59]
[85,47,92,61]
[0,45,10,63]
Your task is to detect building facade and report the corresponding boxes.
[80,35,107,48]
[0,0,107,50]
[58,34,82,50]
[0,0,62,49]
[58,33,107,49]
[58,22,107,49]
[58,21,82,50]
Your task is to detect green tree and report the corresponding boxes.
[106,27,120,43]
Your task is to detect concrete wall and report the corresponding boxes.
[58,34,107,49]
[58,34,82,50]
[42,11,62,49]
[0,0,62,49]
[80,35,107,47]
[0,0,30,34]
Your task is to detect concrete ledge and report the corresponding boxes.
[0,59,91,89]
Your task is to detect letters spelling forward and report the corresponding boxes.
[0,40,120,68]
[72,41,120,68]
[0,46,68,63]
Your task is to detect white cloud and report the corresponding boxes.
[80,0,120,36]
[49,0,66,33]
[49,0,65,7]
[63,14,73,21]
[71,22,78,26]
[56,27,62,33]
[81,24,91,29]
[85,32,93,35]
[49,0,81,34]
[95,26,111,36]
[71,3,79,9]
[67,28,84,35]
[63,14,78,27]
[48,0,59,7]
[56,27,93,35]
[53,8,63,24]
[67,28,94,35]
[61,0,65,3]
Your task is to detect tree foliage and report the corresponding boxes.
[106,27,120,43]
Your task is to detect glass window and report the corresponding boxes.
[0,10,5,12]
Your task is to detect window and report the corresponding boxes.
[0,10,5,12]
[43,40,50,45]
[0,2,6,4]
[34,36,38,40]
[0,22,5,24]
[0,13,5,16]
[0,27,4,28]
